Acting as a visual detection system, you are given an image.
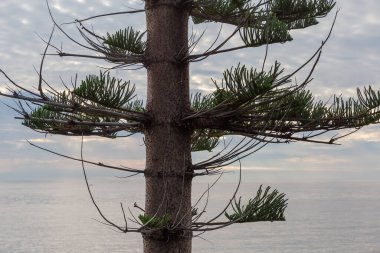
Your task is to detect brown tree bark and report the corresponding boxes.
[143,1,192,252]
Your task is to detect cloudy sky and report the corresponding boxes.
[0,0,380,181]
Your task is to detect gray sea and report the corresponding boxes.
[1,171,380,253]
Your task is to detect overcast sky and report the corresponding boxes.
[0,0,380,181]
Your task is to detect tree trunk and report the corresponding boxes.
[144,1,192,252]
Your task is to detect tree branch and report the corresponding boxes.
[27,139,144,174]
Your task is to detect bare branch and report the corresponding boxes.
[63,10,145,25]
[38,25,56,100]
[27,139,144,174]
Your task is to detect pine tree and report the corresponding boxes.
[1,1,380,252]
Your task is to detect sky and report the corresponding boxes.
[0,0,380,181]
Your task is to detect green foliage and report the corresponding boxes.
[191,92,216,111]
[197,62,283,111]
[191,60,380,138]
[240,16,293,46]
[138,210,197,230]
[192,0,251,24]
[222,63,281,102]
[357,86,380,109]
[225,185,287,223]
[271,0,335,18]
[192,0,335,31]
[269,86,380,128]
[123,99,145,113]
[45,90,75,105]
[267,89,325,120]
[271,0,336,29]
[23,106,96,135]
[73,71,137,110]
[138,214,172,229]
[191,130,220,152]
[16,71,146,137]
[190,62,287,120]
[103,27,146,55]
[330,86,380,126]
[21,78,145,136]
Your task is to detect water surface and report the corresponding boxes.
[1,173,379,253]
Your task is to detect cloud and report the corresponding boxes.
[344,131,380,143]
[284,155,350,166]
[26,138,56,143]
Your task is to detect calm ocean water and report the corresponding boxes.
[1,172,380,253]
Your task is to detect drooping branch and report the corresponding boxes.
[79,135,141,233]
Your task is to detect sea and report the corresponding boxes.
[1,171,380,253]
